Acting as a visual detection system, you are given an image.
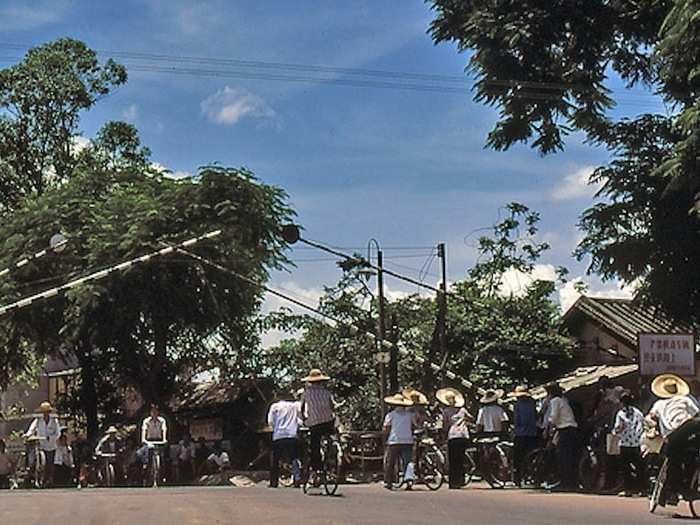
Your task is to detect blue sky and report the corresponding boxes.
[0,0,666,320]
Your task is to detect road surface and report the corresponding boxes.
[0,484,689,524]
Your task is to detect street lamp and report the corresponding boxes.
[0,232,68,279]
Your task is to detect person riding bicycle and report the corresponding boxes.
[647,373,700,506]
[267,390,302,488]
[299,369,336,481]
[24,401,60,487]
[141,404,168,478]
[95,426,122,483]
[437,387,471,489]
[475,389,508,438]
[383,393,416,490]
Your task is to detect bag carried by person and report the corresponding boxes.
[606,433,621,456]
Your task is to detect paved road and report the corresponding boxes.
[0,484,690,524]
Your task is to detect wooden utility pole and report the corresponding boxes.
[437,243,449,383]
[377,249,387,406]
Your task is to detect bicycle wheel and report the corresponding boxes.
[464,448,478,486]
[35,450,46,489]
[578,448,603,492]
[323,441,342,496]
[649,458,668,514]
[107,463,115,488]
[483,446,508,489]
[279,460,295,488]
[422,446,445,491]
[521,448,545,488]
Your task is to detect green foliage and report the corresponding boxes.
[0,38,126,207]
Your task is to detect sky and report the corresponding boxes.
[0,0,666,337]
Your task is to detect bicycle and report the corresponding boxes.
[391,430,445,491]
[521,434,559,489]
[302,433,343,496]
[650,439,700,517]
[24,436,47,489]
[466,435,512,489]
[143,441,167,488]
[95,452,119,487]
[578,426,624,494]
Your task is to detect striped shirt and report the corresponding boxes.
[301,385,335,427]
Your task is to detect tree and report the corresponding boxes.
[0,38,126,208]
[428,1,700,322]
[263,203,573,428]
[0,165,294,437]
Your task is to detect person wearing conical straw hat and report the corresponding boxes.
[509,386,537,487]
[437,387,472,489]
[383,393,416,490]
[475,389,508,437]
[24,401,60,487]
[299,369,336,482]
[647,373,699,506]
[402,388,429,428]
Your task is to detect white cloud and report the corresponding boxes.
[558,278,635,313]
[200,86,275,126]
[150,162,192,179]
[550,165,602,201]
[122,104,139,122]
[497,264,559,298]
[261,281,324,348]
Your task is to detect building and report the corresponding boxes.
[0,355,79,438]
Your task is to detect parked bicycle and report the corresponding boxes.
[464,435,512,489]
[578,426,623,494]
[391,429,445,491]
[521,435,559,489]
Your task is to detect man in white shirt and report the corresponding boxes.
[267,392,301,487]
[25,401,60,487]
[545,383,579,491]
[647,374,700,505]
[141,404,168,480]
[383,394,416,490]
[475,389,509,436]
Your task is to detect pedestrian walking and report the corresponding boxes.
[383,393,416,490]
[612,393,645,497]
[510,385,538,487]
[24,401,60,487]
[53,430,74,487]
[546,383,579,492]
[300,369,336,477]
[437,387,471,489]
[267,391,302,488]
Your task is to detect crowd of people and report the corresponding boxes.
[5,367,700,506]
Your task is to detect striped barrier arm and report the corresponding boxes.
[0,230,222,318]
[0,240,68,280]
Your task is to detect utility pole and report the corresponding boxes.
[377,248,388,408]
[437,242,449,383]
[389,312,399,393]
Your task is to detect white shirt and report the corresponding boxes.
[443,407,470,440]
[476,405,508,433]
[25,416,60,451]
[548,396,578,429]
[268,400,301,441]
[208,451,230,468]
[613,406,644,447]
[649,395,699,438]
[383,408,415,445]
[141,416,168,443]
[54,445,74,467]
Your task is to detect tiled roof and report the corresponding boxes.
[529,363,639,400]
[172,377,272,412]
[563,295,694,348]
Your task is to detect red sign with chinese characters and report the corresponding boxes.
[639,333,696,377]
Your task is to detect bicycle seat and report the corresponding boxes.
[474,436,500,444]
[25,436,42,443]
[420,437,436,446]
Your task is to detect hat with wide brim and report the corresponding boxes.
[651,374,690,399]
[436,388,465,408]
[509,385,531,398]
[384,394,413,407]
[301,369,330,382]
[37,401,53,413]
[480,389,504,404]
[105,426,119,435]
[402,388,429,406]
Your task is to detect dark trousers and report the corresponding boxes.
[665,417,700,497]
[513,435,539,486]
[270,438,300,488]
[309,421,334,471]
[615,446,644,493]
[557,427,579,490]
[447,438,468,488]
[384,444,413,487]
[0,474,9,489]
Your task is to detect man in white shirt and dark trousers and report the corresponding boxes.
[546,383,579,491]
[25,401,61,487]
[383,394,416,490]
[267,391,301,488]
